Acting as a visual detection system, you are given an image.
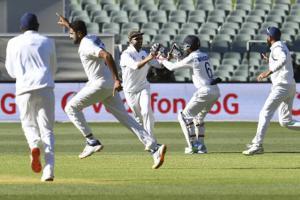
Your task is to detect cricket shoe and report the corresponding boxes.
[196,144,208,154]
[242,143,264,155]
[184,143,208,154]
[79,140,103,159]
[41,173,54,182]
[184,147,196,154]
[41,165,54,182]
[152,144,167,169]
[184,145,207,154]
[41,176,54,182]
[30,148,42,173]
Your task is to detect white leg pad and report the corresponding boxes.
[178,111,196,148]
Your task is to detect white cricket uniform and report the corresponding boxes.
[120,45,161,142]
[64,35,157,150]
[162,50,220,120]
[252,41,300,145]
[162,50,220,148]
[5,30,56,176]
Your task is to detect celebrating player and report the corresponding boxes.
[120,31,162,150]
[243,27,300,155]
[156,35,221,154]
[5,13,56,181]
[56,14,166,169]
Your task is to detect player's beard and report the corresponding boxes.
[73,37,80,44]
[133,42,142,51]
[266,37,272,48]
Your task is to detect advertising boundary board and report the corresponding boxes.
[1,83,300,122]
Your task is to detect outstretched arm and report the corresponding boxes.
[56,13,72,30]
[157,54,193,71]
[120,43,161,70]
[120,52,155,70]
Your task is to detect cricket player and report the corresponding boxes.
[243,27,300,155]
[56,14,166,169]
[156,35,221,154]
[120,31,162,149]
[5,13,56,181]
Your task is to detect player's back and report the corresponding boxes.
[6,30,55,95]
[190,50,215,89]
[269,41,295,85]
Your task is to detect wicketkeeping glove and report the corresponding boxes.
[150,43,161,56]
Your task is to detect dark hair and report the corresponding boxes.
[20,12,39,31]
[70,20,87,36]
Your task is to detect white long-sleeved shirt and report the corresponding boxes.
[5,31,56,95]
[269,41,295,85]
[162,50,215,89]
[78,35,114,88]
[120,45,160,93]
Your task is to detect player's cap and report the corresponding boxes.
[20,12,39,30]
[183,35,200,51]
[266,26,281,40]
[128,30,144,40]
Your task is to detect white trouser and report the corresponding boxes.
[16,87,55,174]
[64,85,157,150]
[252,84,300,145]
[180,86,220,147]
[124,86,157,143]
[184,86,220,119]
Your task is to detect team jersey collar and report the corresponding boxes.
[23,30,37,35]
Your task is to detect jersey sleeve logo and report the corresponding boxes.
[93,37,105,49]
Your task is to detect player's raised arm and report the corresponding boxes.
[56,13,71,30]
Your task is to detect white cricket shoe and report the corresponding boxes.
[242,143,264,155]
[184,143,208,154]
[184,147,195,154]
[41,173,54,182]
[79,140,103,159]
[41,165,54,182]
[196,144,208,154]
[152,144,167,169]
[184,146,207,154]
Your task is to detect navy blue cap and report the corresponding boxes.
[20,12,39,30]
[266,26,281,40]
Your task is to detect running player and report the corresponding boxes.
[56,14,166,169]
[243,27,300,155]
[120,31,162,150]
[5,13,56,181]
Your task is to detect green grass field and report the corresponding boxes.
[1,122,300,200]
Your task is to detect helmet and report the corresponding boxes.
[182,35,200,51]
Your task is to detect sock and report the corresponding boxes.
[85,133,96,144]
[150,145,160,155]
